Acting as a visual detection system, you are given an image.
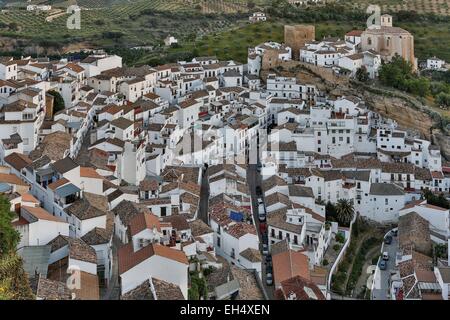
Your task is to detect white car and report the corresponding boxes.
[257,198,264,206]
[262,244,269,255]
[383,252,389,261]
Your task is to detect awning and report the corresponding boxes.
[55,183,81,198]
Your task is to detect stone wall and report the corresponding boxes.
[284,25,315,60]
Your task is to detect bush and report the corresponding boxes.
[47,90,65,115]
[333,244,341,252]
[372,256,380,265]
[322,259,329,266]
[335,232,345,243]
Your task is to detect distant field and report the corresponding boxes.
[0,0,247,47]
[335,0,450,16]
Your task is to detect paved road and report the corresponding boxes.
[102,236,121,300]
[372,231,398,300]
[198,167,210,224]
[247,156,274,299]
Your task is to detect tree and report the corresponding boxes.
[356,66,369,82]
[335,199,355,226]
[423,189,450,209]
[325,201,337,221]
[0,194,20,256]
[0,254,34,300]
[378,55,431,97]
[47,90,65,116]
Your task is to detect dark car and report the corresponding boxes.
[384,235,393,245]
[391,229,398,237]
[266,265,273,274]
[256,186,262,196]
[265,254,272,264]
[261,234,268,245]
[379,260,387,270]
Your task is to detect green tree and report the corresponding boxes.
[47,90,65,116]
[325,201,337,221]
[356,66,369,82]
[335,199,355,226]
[0,254,34,300]
[0,194,20,256]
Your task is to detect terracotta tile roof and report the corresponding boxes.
[273,250,310,287]
[36,276,72,300]
[262,175,287,193]
[48,178,70,190]
[19,192,39,204]
[267,207,303,234]
[0,173,29,186]
[111,117,133,130]
[121,280,154,300]
[80,167,103,179]
[138,179,159,191]
[239,248,262,263]
[118,243,188,274]
[277,275,325,300]
[66,192,108,221]
[161,215,189,231]
[189,219,213,236]
[226,223,257,239]
[152,277,185,300]
[346,30,363,36]
[64,62,85,73]
[4,152,32,171]
[22,205,65,223]
[129,212,161,236]
[431,171,444,179]
[113,200,151,227]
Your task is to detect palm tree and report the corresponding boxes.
[335,199,355,226]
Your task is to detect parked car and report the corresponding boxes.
[257,198,264,206]
[261,233,268,245]
[262,244,269,255]
[384,235,393,245]
[383,251,389,261]
[391,229,398,237]
[379,260,387,270]
[265,254,272,264]
[258,213,266,223]
[256,186,262,196]
[266,264,273,274]
[259,222,267,234]
[266,273,273,286]
[258,204,266,222]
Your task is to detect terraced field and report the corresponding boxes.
[0,0,243,47]
[338,0,450,16]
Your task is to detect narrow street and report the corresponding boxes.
[372,232,398,300]
[246,133,274,299]
[198,167,210,224]
[102,236,121,300]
